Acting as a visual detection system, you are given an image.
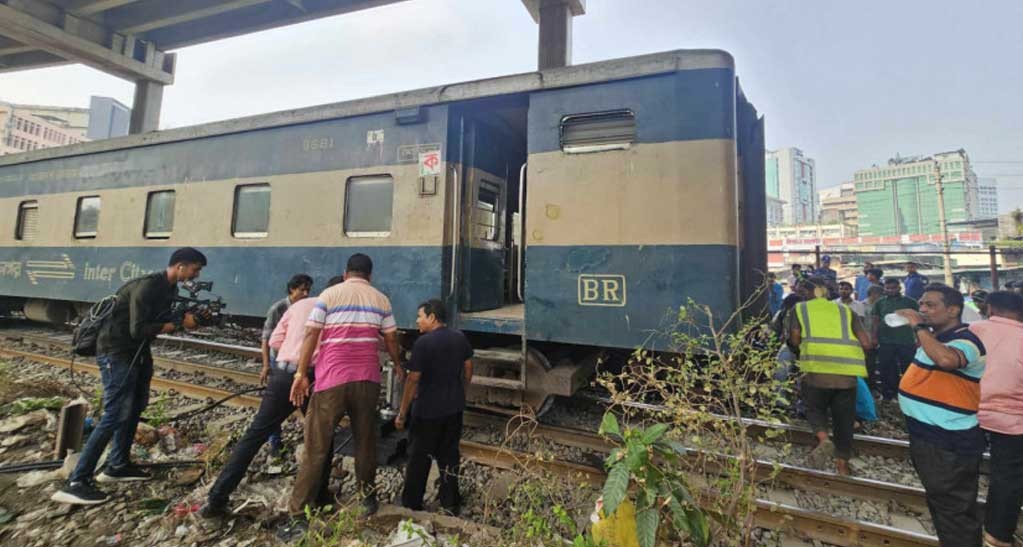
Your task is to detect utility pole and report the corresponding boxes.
[932,160,954,285]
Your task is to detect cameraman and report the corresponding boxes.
[52,247,208,505]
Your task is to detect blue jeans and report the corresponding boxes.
[267,355,283,450]
[70,352,153,483]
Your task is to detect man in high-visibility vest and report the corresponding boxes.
[788,277,873,475]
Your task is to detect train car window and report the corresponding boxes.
[144,190,176,239]
[475,181,500,241]
[560,110,636,154]
[15,201,39,241]
[232,184,271,238]
[344,175,393,237]
[74,196,101,239]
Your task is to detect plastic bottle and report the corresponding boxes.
[884,313,910,328]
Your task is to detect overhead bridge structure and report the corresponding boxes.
[0,0,584,134]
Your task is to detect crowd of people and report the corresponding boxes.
[770,260,1023,547]
[35,244,1023,546]
[49,249,475,542]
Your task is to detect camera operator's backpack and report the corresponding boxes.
[72,295,117,357]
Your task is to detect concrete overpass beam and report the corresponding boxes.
[521,0,584,70]
[129,49,174,134]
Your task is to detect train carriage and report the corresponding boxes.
[0,49,765,414]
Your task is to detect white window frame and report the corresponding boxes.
[144,190,176,239]
[232,183,271,239]
[15,200,38,241]
[73,195,101,239]
[343,175,394,238]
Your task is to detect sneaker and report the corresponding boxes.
[440,505,462,517]
[51,481,109,505]
[199,502,229,519]
[97,464,151,483]
[361,496,379,517]
[276,518,309,542]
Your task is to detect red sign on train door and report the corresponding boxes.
[419,150,441,176]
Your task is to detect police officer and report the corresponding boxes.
[788,277,873,475]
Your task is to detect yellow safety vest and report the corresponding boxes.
[795,298,867,377]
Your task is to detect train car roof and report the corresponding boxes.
[0,49,733,168]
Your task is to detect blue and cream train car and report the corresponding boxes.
[0,49,765,413]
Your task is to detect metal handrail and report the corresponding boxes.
[517,162,526,302]
[449,167,460,296]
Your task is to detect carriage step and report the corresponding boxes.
[473,348,522,364]
[470,376,524,390]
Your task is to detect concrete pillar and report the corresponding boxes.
[129,79,163,134]
[537,0,572,70]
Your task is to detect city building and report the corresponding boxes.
[766,196,786,227]
[86,96,131,140]
[766,147,817,225]
[0,102,87,154]
[0,97,131,156]
[818,181,859,235]
[978,177,999,219]
[16,104,90,139]
[768,222,852,242]
[853,149,980,237]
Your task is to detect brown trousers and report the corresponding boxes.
[288,380,380,515]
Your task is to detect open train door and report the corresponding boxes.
[737,82,767,317]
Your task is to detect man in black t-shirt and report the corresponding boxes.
[53,248,208,506]
[394,299,473,514]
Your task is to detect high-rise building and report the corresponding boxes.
[766,147,817,225]
[766,196,786,227]
[818,182,859,235]
[86,96,131,140]
[0,97,130,156]
[978,177,999,219]
[854,149,979,237]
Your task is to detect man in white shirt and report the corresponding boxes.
[834,281,866,317]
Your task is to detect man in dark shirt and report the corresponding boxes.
[813,255,838,283]
[394,299,473,514]
[872,277,919,400]
[903,261,929,301]
[52,248,208,506]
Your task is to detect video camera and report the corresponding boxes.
[171,280,227,327]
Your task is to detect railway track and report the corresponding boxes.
[0,341,943,547]
[1,327,919,461]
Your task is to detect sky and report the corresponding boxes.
[1,0,1022,212]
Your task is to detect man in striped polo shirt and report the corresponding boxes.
[286,254,402,521]
[896,283,986,547]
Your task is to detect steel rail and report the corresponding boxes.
[1,331,262,386]
[157,335,261,359]
[457,429,939,547]
[465,413,1011,530]
[0,347,263,408]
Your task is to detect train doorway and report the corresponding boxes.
[449,97,528,333]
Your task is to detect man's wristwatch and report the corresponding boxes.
[293,371,304,381]
[913,324,931,333]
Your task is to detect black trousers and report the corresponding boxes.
[801,381,856,460]
[864,348,880,391]
[877,343,916,400]
[208,367,332,508]
[401,411,463,511]
[985,430,1023,543]
[909,435,982,547]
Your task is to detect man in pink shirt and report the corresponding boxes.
[200,276,345,519]
[286,254,402,525]
[969,290,1023,547]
